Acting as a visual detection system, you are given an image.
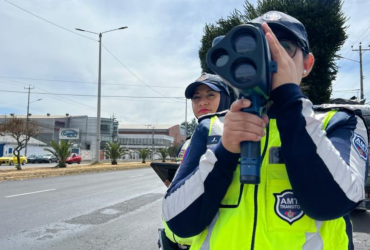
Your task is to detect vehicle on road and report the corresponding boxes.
[0,154,27,166]
[66,154,82,164]
[42,154,58,163]
[27,155,45,164]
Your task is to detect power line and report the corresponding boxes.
[4,0,182,102]
[332,89,360,92]
[0,79,96,110]
[0,76,183,89]
[4,0,98,42]
[0,89,184,99]
[336,56,359,63]
[0,79,141,123]
[101,45,183,102]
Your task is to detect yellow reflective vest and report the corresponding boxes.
[189,115,353,250]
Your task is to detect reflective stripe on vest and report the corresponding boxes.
[191,113,350,250]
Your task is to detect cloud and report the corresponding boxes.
[1,0,368,125]
[0,0,246,125]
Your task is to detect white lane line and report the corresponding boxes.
[6,189,56,198]
[129,175,144,178]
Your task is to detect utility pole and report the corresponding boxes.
[152,126,155,160]
[185,99,188,137]
[352,42,370,100]
[146,124,151,149]
[111,113,116,142]
[75,26,128,163]
[24,85,34,157]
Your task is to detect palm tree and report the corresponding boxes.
[104,142,128,165]
[157,148,169,162]
[138,148,151,163]
[44,140,72,168]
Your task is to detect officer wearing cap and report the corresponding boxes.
[163,10,368,250]
[160,73,231,250]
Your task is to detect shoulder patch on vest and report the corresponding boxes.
[351,132,368,161]
[274,190,304,225]
[207,135,221,145]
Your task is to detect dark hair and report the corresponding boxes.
[217,90,231,112]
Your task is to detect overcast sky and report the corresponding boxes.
[1,0,369,126]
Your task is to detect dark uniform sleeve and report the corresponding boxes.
[271,84,368,220]
[162,119,239,238]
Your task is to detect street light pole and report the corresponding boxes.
[97,32,102,163]
[76,26,128,163]
[24,85,34,157]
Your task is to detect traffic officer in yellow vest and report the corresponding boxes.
[162,11,368,250]
[160,73,232,250]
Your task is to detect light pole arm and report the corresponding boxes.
[102,26,128,34]
[75,28,99,35]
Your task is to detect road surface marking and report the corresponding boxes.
[129,175,144,178]
[6,189,56,198]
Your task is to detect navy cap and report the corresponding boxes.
[251,11,310,54]
[185,73,230,99]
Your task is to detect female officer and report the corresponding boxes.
[161,73,231,250]
[163,11,368,250]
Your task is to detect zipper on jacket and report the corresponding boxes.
[250,185,259,250]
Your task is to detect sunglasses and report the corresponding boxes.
[279,40,305,58]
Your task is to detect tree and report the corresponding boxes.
[0,117,41,170]
[137,148,151,163]
[44,140,72,168]
[104,142,128,165]
[157,148,169,162]
[168,144,180,158]
[181,118,198,137]
[199,0,348,104]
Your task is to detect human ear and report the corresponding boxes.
[302,53,315,78]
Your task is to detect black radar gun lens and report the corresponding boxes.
[234,34,256,54]
[206,23,278,185]
[234,63,256,85]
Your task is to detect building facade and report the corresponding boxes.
[0,115,118,159]
[118,124,186,159]
[0,114,184,160]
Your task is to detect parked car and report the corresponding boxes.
[27,155,45,164]
[66,153,82,164]
[42,154,58,163]
[0,154,27,166]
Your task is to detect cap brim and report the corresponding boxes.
[267,23,309,53]
[185,81,221,99]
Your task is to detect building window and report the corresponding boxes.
[101,124,110,132]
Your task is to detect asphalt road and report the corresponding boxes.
[0,169,369,250]
[0,168,166,250]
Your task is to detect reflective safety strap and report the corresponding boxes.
[200,212,219,250]
[303,221,323,250]
[322,110,338,130]
[208,117,216,136]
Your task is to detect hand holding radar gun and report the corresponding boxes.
[206,23,277,184]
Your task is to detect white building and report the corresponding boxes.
[0,135,47,157]
[118,124,186,160]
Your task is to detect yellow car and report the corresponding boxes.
[0,154,28,166]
